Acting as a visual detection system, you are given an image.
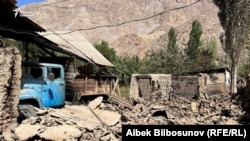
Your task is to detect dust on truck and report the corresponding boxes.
[19,62,65,117]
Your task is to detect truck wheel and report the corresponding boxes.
[18,104,37,118]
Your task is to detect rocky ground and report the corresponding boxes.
[12,92,250,141]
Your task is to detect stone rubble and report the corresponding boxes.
[12,92,249,141]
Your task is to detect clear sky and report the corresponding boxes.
[17,0,45,7]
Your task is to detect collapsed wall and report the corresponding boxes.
[129,74,172,104]
[172,76,199,100]
[128,73,248,125]
[130,72,230,104]
[0,47,21,140]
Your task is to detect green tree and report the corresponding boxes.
[166,27,183,75]
[238,45,250,77]
[116,54,141,86]
[140,28,184,75]
[186,20,203,72]
[140,49,167,74]
[167,27,178,55]
[196,36,218,70]
[139,28,175,74]
[186,20,203,60]
[213,0,250,94]
[94,41,141,87]
[94,40,117,62]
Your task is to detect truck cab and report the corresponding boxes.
[19,62,65,118]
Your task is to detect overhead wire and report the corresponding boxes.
[1,0,202,69]
[6,0,202,37]
[49,30,96,65]
[42,0,202,36]
[2,0,202,65]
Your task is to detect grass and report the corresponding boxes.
[119,86,130,98]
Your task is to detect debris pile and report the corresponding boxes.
[12,91,249,141]
[120,94,245,125]
[14,99,122,141]
[10,70,250,141]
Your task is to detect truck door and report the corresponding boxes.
[42,66,65,107]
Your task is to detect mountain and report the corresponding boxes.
[19,0,224,59]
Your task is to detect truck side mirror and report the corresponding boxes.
[48,73,55,81]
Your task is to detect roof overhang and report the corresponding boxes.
[37,31,114,67]
[0,1,113,67]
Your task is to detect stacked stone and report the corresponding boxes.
[150,74,172,104]
[130,74,172,105]
[0,47,21,140]
[198,73,207,99]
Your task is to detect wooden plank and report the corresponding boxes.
[111,78,119,96]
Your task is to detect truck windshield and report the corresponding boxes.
[22,66,43,79]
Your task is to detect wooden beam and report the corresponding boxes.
[111,78,119,96]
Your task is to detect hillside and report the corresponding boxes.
[19,0,224,59]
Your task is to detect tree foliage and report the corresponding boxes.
[140,49,167,74]
[165,27,183,75]
[94,41,141,86]
[167,27,178,55]
[141,24,217,75]
[140,27,182,74]
[238,46,250,77]
[186,20,203,60]
[94,40,117,62]
[213,0,250,94]
[116,54,141,86]
[185,20,203,72]
[2,38,48,61]
[196,36,218,70]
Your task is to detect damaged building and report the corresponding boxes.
[129,67,231,103]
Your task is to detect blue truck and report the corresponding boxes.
[18,57,117,118]
[19,62,66,118]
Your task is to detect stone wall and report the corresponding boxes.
[0,47,21,140]
[172,76,199,100]
[130,72,230,104]
[129,74,172,104]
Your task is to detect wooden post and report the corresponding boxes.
[111,78,119,96]
[24,41,29,61]
[84,76,87,94]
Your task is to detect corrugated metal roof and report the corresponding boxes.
[38,31,114,67]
